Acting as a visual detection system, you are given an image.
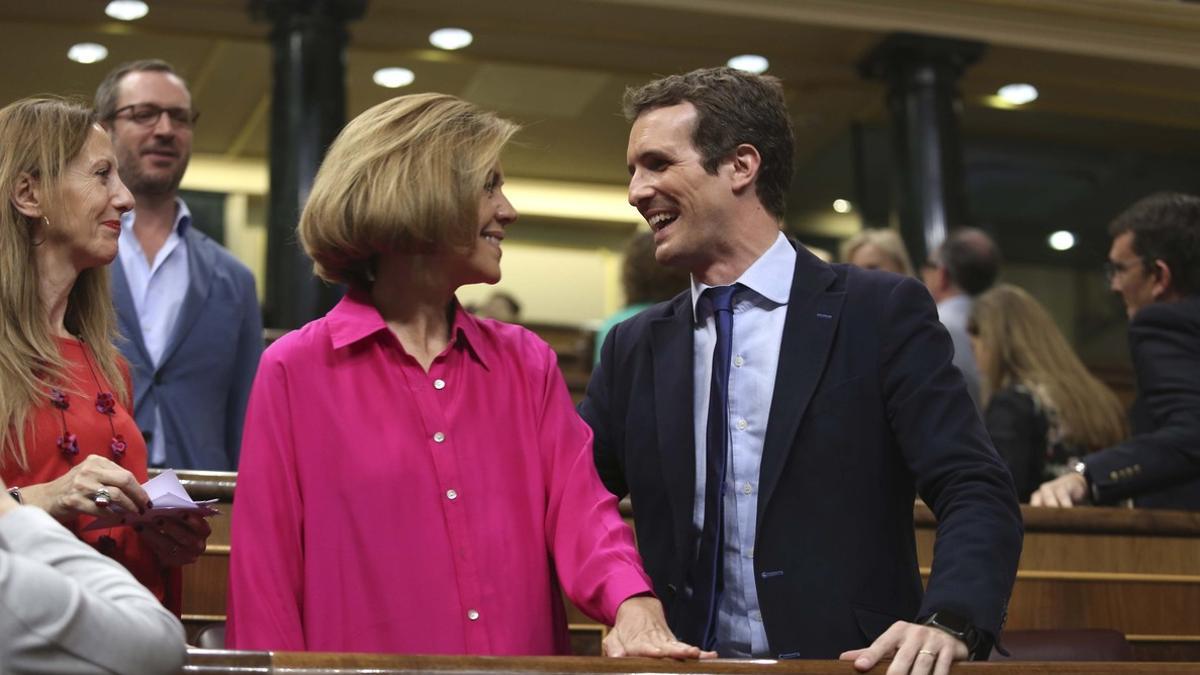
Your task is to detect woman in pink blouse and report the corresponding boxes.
[226,94,706,659]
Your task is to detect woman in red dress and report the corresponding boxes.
[0,96,210,611]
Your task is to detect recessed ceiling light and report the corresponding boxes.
[832,199,852,214]
[373,67,415,89]
[997,83,1038,105]
[727,54,769,74]
[68,43,109,64]
[105,0,149,21]
[1048,230,1076,251]
[429,27,473,51]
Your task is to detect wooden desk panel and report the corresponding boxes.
[914,504,1200,660]
[182,650,1200,674]
[166,472,1200,660]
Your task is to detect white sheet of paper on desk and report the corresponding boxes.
[83,469,219,531]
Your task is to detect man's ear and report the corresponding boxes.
[1150,259,1175,301]
[10,172,44,220]
[930,264,953,295]
[728,143,762,194]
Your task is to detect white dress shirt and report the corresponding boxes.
[690,232,795,657]
[116,199,191,466]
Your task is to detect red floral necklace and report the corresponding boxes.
[49,337,127,460]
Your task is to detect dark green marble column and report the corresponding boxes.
[251,0,366,328]
[860,33,985,264]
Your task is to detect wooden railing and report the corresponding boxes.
[163,471,1200,661]
[180,650,1198,674]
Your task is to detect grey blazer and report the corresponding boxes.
[0,506,185,673]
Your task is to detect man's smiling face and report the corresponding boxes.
[626,102,735,274]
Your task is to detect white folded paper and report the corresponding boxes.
[83,469,219,531]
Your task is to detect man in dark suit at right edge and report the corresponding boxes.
[1033,193,1200,510]
[579,67,1022,675]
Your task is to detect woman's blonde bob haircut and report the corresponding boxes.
[299,93,519,290]
[969,283,1127,451]
[839,228,915,277]
[0,96,126,468]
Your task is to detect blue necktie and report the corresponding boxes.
[696,284,737,651]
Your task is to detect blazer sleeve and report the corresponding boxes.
[225,351,306,650]
[537,342,651,625]
[0,506,185,675]
[983,388,1047,503]
[1083,303,1200,502]
[578,324,629,499]
[879,277,1023,641]
[224,265,264,469]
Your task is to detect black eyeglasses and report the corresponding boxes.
[1103,258,1145,283]
[109,103,199,129]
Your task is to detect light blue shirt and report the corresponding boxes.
[936,294,982,407]
[690,232,795,657]
[116,199,191,467]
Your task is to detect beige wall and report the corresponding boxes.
[182,154,642,327]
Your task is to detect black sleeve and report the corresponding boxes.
[1084,303,1200,502]
[983,388,1047,503]
[577,325,628,499]
[877,276,1023,642]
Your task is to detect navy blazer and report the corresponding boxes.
[1085,296,1200,509]
[112,226,263,471]
[579,244,1022,658]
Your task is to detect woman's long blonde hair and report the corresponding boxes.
[0,97,126,469]
[969,283,1127,451]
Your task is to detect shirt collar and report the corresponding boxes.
[326,289,491,369]
[689,231,796,323]
[120,196,192,236]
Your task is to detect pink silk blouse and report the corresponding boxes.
[226,291,652,654]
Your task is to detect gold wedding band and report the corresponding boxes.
[918,649,936,656]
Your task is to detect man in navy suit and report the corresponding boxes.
[579,67,1021,673]
[1033,192,1200,510]
[96,60,262,471]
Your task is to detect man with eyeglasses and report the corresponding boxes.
[95,60,262,471]
[1032,192,1200,510]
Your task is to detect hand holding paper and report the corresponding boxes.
[84,469,219,531]
[84,469,215,566]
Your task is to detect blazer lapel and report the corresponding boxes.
[110,257,153,366]
[651,295,698,551]
[757,249,845,524]
[159,228,214,368]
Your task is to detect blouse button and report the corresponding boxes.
[446,489,458,500]
[434,379,446,390]
[734,355,744,367]
[433,432,446,443]
[467,609,480,621]
[736,418,748,431]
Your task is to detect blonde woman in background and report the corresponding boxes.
[968,284,1128,501]
[839,228,915,276]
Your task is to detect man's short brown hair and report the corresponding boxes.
[623,67,794,220]
[1109,192,1200,297]
[94,59,186,122]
